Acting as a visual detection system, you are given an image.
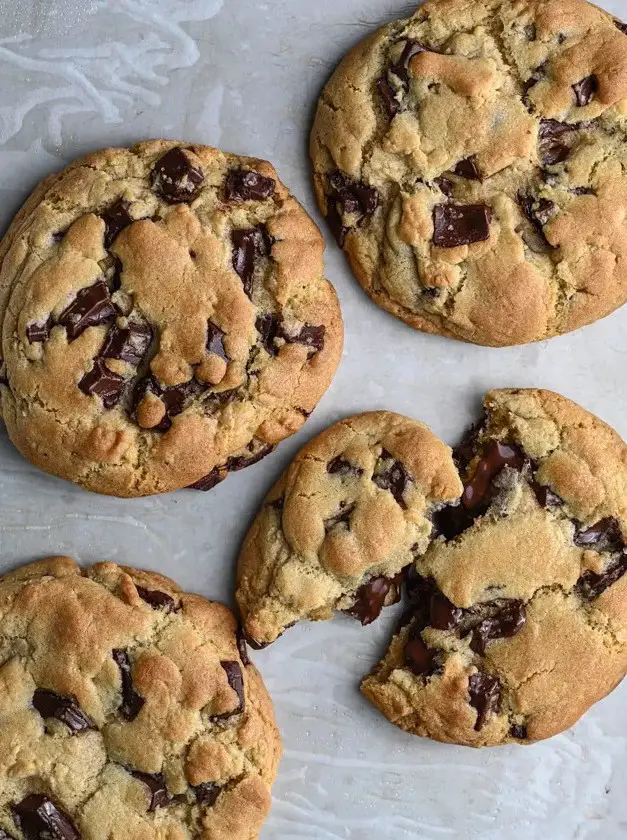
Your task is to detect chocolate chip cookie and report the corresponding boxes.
[0,556,281,839]
[362,389,627,746]
[236,412,462,647]
[311,0,627,346]
[0,141,343,496]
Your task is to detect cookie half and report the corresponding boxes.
[0,557,281,839]
[0,141,343,496]
[362,389,627,746]
[236,412,462,647]
[311,0,627,346]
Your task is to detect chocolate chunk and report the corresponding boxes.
[132,375,204,432]
[453,157,481,180]
[255,314,282,355]
[510,723,527,739]
[523,62,548,99]
[462,440,525,510]
[112,649,145,721]
[468,672,501,731]
[0,359,7,387]
[525,23,537,41]
[101,199,133,248]
[453,421,484,467]
[433,176,454,198]
[405,627,437,676]
[391,40,429,88]
[33,689,93,734]
[422,286,441,299]
[431,504,475,540]
[405,567,435,605]
[327,456,363,478]
[326,172,379,247]
[532,483,563,508]
[188,468,227,492]
[539,120,575,165]
[377,76,399,119]
[518,192,558,244]
[574,517,624,552]
[136,585,177,613]
[432,203,492,248]
[232,225,272,298]
[13,794,80,840]
[325,501,355,531]
[570,186,595,196]
[429,592,464,631]
[58,281,117,341]
[616,20,627,35]
[100,322,152,366]
[577,554,627,600]
[78,358,126,409]
[283,324,326,356]
[151,147,204,204]
[573,75,598,107]
[206,322,228,360]
[194,783,222,807]
[236,626,251,667]
[346,571,404,625]
[326,202,349,248]
[225,169,275,202]
[26,316,54,344]
[373,449,410,509]
[214,660,245,718]
[190,442,274,491]
[131,771,172,811]
[471,600,526,654]
[110,256,124,292]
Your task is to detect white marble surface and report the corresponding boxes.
[0,1,626,837]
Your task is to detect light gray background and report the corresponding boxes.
[0,0,626,837]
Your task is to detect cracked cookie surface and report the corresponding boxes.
[0,556,281,839]
[311,0,627,347]
[0,140,343,496]
[236,412,462,647]
[362,389,627,746]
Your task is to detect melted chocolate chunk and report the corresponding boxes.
[13,794,80,840]
[391,40,429,87]
[215,660,245,717]
[188,468,226,492]
[532,483,563,508]
[101,199,133,248]
[58,281,117,341]
[151,148,204,204]
[510,723,527,739]
[452,157,481,180]
[574,517,624,552]
[405,627,437,676]
[33,689,93,734]
[453,421,484,467]
[373,449,410,509]
[462,440,525,510]
[255,314,282,355]
[236,626,251,667]
[326,172,379,247]
[573,75,598,107]
[206,322,228,360]
[132,375,204,432]
[131,771,172,811]
[136,585,177,613]
[377,76,399,119]
[539,119,576,165]
[346,571,404,625]
[112,649,145,721]
[194,782,222,807]
[471,600,526,654]
[232,225,272,298]
[468,672,501,731]
[432,203,492,248]
[284,324,326,356]
[433,176,454,198]
[431,504,474,540]
[429,592,464,631]
[327,456,363,478]
[325,501,355,531]
[190,442,274,491]
[100,322,152,366]
[26,316,54,344]
[616,20,627,35]
[518,192,557,244]
[577,554,627,600]
[78,358,126,409]
[225,169,275,202]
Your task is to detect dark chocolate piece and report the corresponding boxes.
[101,199,133,248]
[532,483,563,508]
[429,592,464,631]
[225,169,275,202]
[283,324,325,356]
[130,771,172,811]
[26,316,54,344]
[573,75,598,107]
[136,585,177,613]
[346,571,404,626]
[574,517,624,552]
[131,375,204,432]
[327,456,363,478]
[188,468,227,492]
[523,62,548,99]
[391,40,429,87]
[325,501,355,532]
[151,148,204,204]
[12,794,80,840]
[326,172,379,247]
[32,689,93,734]
[616,19,627,35]
[453,157,481,180]
[58,281,117,341]
[255,314,282,355]
[405,628,437,676]
[232,225,272,298]
[206,322,228,360]
[112,649,145,721]
[377,76,399,119]
[433,176,454,198]
[510,723,527,739]
[194,783,222,807]
[462,440,525,510]
[468,672,501,731]
[432,203,492,247]
[78,358,126,409]
[100,322,152,366]
[236,626,251,667]
[373,449,410,509]
[538,120,575,166]
[213,660,245,719]
[471,600,526,654]
[576,555,627,600]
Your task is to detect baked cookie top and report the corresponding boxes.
[236,412,462,647]
[362,389,627,746]
[0,141,342,496]
[0,557,281,840]
[311,0,627,346]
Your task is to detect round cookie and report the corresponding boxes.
[0,556,281,840]
[236,412,462,647]
[311,0,627,347]
[0,141,343,496]
[362,389,627,746]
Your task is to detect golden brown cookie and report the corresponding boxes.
[0,557,281,839]
[362,389,627,746]
[311,0,627,346]
[236,412,462,647]
[0,141,343,496]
